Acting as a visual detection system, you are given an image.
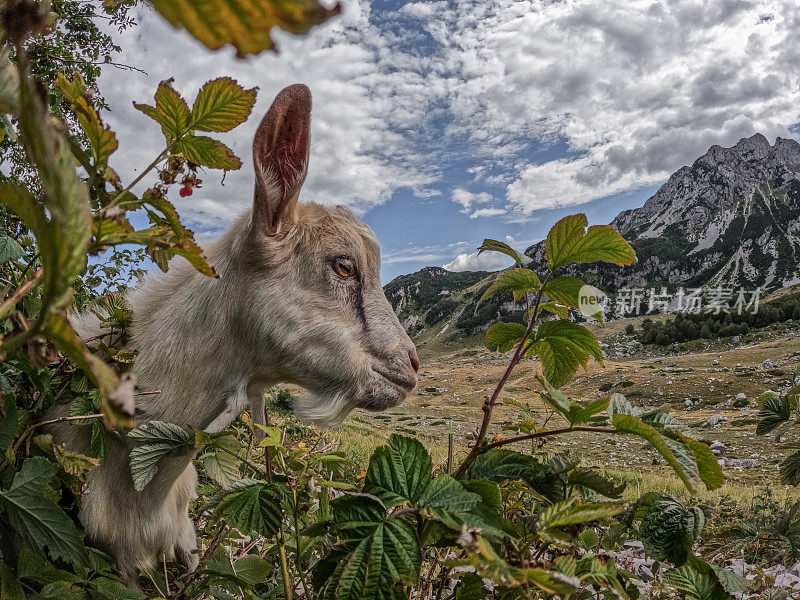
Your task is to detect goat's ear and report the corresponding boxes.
[252,84,311,235]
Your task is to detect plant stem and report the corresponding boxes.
[278,524,293,600]
[483,426,619,452]
[0,267,43,321]
[453,273,551,480]
[171,522,227,600]
[108,148,168,206]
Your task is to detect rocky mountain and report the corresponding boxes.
[385,134,800,339]
[525,134,800,292]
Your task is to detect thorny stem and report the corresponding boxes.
[278,524,294,600]
[108,148,168,206]
[452,272,552,480]
[483,426,620,452]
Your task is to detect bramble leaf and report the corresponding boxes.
[0,457,89,567]
[545,214,636,271]
[314,495,420,600]
[485,322,526,353]
[134,79,190,141]
[201,435,241,489]
[477,239,526,267]
[191,77,258,133]
[207,479,284,537]
[528,320,602,387]
[544,276,603,323]
[757,393,796,435]
[640,497,707,565]
[479,268,539,304]
[0,230,25,264]
[363,434,432,507]
[128,421,194,491]
[173,135,241,170]
[150,0,342,57]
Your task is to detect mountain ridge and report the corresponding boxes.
[385,133,800,339]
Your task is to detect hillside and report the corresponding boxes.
[386,134,800,340]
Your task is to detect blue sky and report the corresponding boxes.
[101,0,800,282]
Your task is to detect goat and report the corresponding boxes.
[48,84,419,587]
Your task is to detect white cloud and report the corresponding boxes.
[443,251,512,272]
[407,0,800,213]
[469,207,507,219]
[450,188,492,212]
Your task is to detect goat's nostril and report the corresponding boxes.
[408,349,420,373]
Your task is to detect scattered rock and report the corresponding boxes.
[709,441,726,456]
[711,359,719,365]
[762,358,775,369]
[735,392,747,400]
[719,457,760,469]
[705,414,727,427]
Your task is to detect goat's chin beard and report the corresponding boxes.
[292,381,409,429]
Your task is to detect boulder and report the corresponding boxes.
[709,441,726,456]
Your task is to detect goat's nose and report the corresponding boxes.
[408,349,420,373]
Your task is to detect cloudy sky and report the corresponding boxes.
[101,0,800,281]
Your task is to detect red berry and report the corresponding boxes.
[179,186,192,197]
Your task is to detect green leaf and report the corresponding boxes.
[150,0,341,57]
[0,49,19,115]
[538,302,569,319]
[538,498,624,541]
[201,435,241,489]
[612,414,697,492]
[0,397,18,456]
[55,73,118,171]
[780,451,800,486]
[528,319,603,387]
[663,564,732,600]
[134,79,190,141]
[0,230,24,264]
[465,450,564,503]
[538,379,609,426]
[0,561,24,600]
[485,322,526,352]
[454,572,486,600]
[0,457,89,567]
[757,393,796,435]
[640,497,707,565]
[173,135,241,170]
[477,238,525,267]
[456,535,579,596]
[363,434,432,507]
[190,77,258,132]
[90,576,144,600]
[479,268,540,304]
[708,563,751,594]
[315,495,420,600]
[128,421,194,491]
[544,276,604,323]
[545,213,636,271]
[207,479,283,537]
[568,468,626,499]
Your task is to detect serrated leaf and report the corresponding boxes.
[128,421,193,491]
[708,563,751,594]
[0,560,24,600]
[456,535,579,596]
[544,276,604,323]
[479,268,540,304]
[207,479,283,536]
[191,77,258,132]
[314,495,420,600]
[0,230,25,264]
[545,213,636,271]
[150,0,341,57]
[528,319,602,387]
[612,414,696,493]
[477,238,526,266]
[757,393,796,435]
[363,434,432,507]
[568,468,626,499]
[465,450,564,503]
[90,576,144,600]
[173,135,241,170]
[134,79,190,141]
[55,73,118,171]
[780,451,800,486]
[0,397,18,456]
[455,572,486,600]
[538,301,569,319]
[485,322,526,352]
[0,457,89,567]
[538,498,623,540]
[663,564,732,600]
[640,498,707,565]
[539,379,609,426]
[201,435,241,489]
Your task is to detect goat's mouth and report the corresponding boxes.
[371,367,416,393]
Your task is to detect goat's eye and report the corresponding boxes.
[332,258,356,278]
